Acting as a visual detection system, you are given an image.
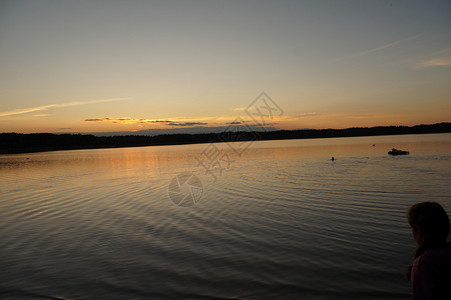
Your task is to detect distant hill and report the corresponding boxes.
[82,124,277,137]
[1,122,450,154]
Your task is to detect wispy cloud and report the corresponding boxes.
[168,122,208,127]
[174,116,212,120]
[84,117,208,127]
[420,57,451,67]
[283,113,318,119]
[338,35,420,61]
[418,48,451,68]
[0,97,131,117]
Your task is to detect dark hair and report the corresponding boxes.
[406,202,450,280]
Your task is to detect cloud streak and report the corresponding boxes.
[418,48,451,68]
[0,97,131,117]
[420,57,451,67]
[168,122,208,127]
[83,113,319,129]
[84,117,208,127]
[338,35,420,61]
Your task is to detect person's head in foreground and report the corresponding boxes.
[407,202,451,300]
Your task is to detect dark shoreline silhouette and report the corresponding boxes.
[1,122,450,155]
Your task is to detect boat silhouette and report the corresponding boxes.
[388,148,409,155]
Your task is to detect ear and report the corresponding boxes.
[412,228,420,243]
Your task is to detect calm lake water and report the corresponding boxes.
[1,133,451,299]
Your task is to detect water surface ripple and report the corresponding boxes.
[1,134,451,299]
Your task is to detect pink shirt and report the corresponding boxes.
[411,243,451,300]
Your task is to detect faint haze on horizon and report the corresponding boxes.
[0,0,450,134]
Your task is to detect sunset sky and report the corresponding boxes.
[1,0,450,134]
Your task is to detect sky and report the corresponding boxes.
[0,0,450,134]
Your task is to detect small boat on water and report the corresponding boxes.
[388,148,409,155]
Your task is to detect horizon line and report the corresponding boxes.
[1,122,449,136]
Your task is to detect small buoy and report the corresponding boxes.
[373,144,375,147]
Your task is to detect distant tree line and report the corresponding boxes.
[259,122,451,140]
[0,122,450,154]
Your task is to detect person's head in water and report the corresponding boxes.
[408,202,450,252]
